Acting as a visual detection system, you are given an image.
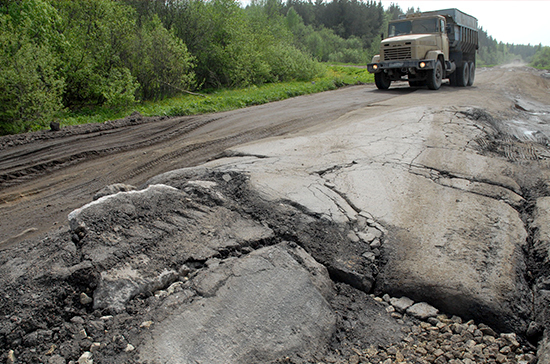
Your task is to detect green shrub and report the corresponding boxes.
[266,43,323,81]
[531,47,550,69]
[100,68,139,108]
[55,0,138,108]
[131,15,196,100]
[0,0,65,134]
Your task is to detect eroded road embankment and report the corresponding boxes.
[2,66,550,364]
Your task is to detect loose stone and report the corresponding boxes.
[90,342,101,352]
[80,293,93,305]
[347,231,360,243]
[77,352,93,364]
[48,355,66,364]
[140,320,154,329]
[7,350,16,364]
[406,302,439,320]
[390,296,415,313]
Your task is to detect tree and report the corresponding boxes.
[0,0,65,134]
[54,0,138,108]
[131,15,196,100]
[531,46,550,69]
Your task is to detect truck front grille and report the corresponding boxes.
[383,47,412,61]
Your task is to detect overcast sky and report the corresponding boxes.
[380,1,550,46]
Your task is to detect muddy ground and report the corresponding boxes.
[2,66,550,363]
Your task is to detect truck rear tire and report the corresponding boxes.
[467,62,475,86]
[426,60,443,90]
[456,62,469,87]
[375,72,391,90]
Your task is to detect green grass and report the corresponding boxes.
[54,65,374,129]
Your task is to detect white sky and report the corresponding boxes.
[380,1,550,46]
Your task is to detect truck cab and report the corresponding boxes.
[368,9,478,90]
[387,15,449,59]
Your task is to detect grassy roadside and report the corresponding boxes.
[54,65,374,129]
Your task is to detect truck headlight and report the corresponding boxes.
[419,62,426,68]
[373,64,379,70]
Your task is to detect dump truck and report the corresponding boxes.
[367,8,479,90]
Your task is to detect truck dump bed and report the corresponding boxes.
[421,8,478,53]
[421,8,477,29]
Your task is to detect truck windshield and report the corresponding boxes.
[388,18,439,37]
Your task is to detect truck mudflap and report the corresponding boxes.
[367,59,436,73]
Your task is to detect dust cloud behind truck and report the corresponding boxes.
[367,9,479,90]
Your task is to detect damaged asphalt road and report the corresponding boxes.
[2,66,550,363]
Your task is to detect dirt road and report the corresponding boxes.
[0,66,548,247]
[0,85,409,246]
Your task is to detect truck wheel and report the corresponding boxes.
[467,62,475,86]
[375,72,391,90]
[426,60,443,90]
[456,62,469,87]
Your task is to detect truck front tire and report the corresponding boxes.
[375,72,391,90]
[426,60,443,90]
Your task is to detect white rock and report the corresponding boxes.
[77,352,93,364]
[406,302,439,320]
[7,350,15,364]
[140,321,154,329]
[80,293,93,305]
[370,238,381,248]
[358,210,374,220]
[390,296,414,313]
[357,231,377,243]
[90,342,101,353]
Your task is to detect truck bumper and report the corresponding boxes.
[367,59,436,73]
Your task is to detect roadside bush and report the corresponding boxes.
[223,39,273,86]
[285,7,370,63]
[0,0,65,134]
[54,0,138,108]
[266,43,323,81]
[131,15,196,100]
[155,0,245,88]
[100,68,139,108]
[531,47,550,69]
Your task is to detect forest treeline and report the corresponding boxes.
[0,0,547,135]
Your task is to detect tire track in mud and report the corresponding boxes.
[0,116,222,189]
[117,117,310,183]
